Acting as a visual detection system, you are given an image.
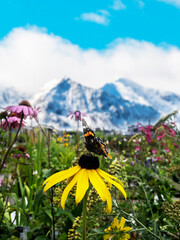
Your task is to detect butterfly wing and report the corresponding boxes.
[95,137,112,159]
[82,118,112,159]
[82,118,96,152]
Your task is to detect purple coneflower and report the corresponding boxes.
[13,153,30,160]
[13,146,30,160]
[6,100,40,120]
[67,110,86,121]
[2,116,26,130]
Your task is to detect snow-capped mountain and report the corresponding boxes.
[102,79,180,114]
[0,87,26,110]
[1,78,179,130]
[31,78,161,130]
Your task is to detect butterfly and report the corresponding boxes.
[82,118,112,159]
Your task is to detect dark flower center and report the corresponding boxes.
[78,154,99,169]
[9,112,16,117]
[0,111,8,119]
[17,146,26,153]
[19,100,32,107]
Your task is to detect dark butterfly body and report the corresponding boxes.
[82,118,112,159]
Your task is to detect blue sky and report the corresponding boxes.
[0,0,180,94]
[1,0,180,49]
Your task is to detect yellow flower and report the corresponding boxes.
[104,217,132,240]
[63,143,69,147]
[43,154,126,213]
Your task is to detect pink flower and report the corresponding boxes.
[1,116,26,130]
[136,145,141,151]
[143,125,153,143]
[0,178,2,187]
[152,149,157,154]
[13,146,30,160]
[164,147,170,153]
[157,132,165,141]
[13,153,30,160]
[162,123,169,130]
[6,100,40,120]
[130,161,135,166]
[169,128,176,137]
[25,153,30,159]
[146,136,152,143]
[139,126,144,131]
[155,157,162,162]
[173,143,178,148]
[67,110,86,121]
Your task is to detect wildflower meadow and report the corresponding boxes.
[0,101,179,240]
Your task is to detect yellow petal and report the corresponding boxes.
[119,217,126,230]
[43,165,80,185]
[123,227,132,232]
[61,173,78,209]
[75,169,89,204]
[103,234,111,240]
[88,170,112,213]
[104,234,111,240]
[123,233,131,239]
[112,218,119,228]
[97,169,127,200]
[97,169,124,187]
[43,166,80,192]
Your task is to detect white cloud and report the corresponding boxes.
[110,0,126,10]
[78,10,110,25]
[136,0,145,8]
[158,0,180,7]
[0,26,180,96]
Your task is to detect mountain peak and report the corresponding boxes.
[1,77,179,130]
[30,77,162,130]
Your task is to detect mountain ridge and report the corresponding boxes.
[0,78,179,130]
[30,78,161,130]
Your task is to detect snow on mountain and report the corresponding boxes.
[0,87,26,110]
[102,79,180,114]
[31,78,160,130]
[1,78,179,130]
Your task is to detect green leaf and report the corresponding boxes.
[24,185,30,200]
[44,209,52,221]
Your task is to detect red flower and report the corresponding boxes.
[152,149,157,154]
[157,131,165,141]
[173,143,178,148]
[164,147,170,153]
[155,157,162,162]
[162,123,169,130]
[136,145,141,151]
[169,128,176,137]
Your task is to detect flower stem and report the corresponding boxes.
[0,117,23,173]
[127,175,154,217]
[76,121,79,157]
[36,120,55,240]
[121,210,165,240]
[82,191,88,240]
